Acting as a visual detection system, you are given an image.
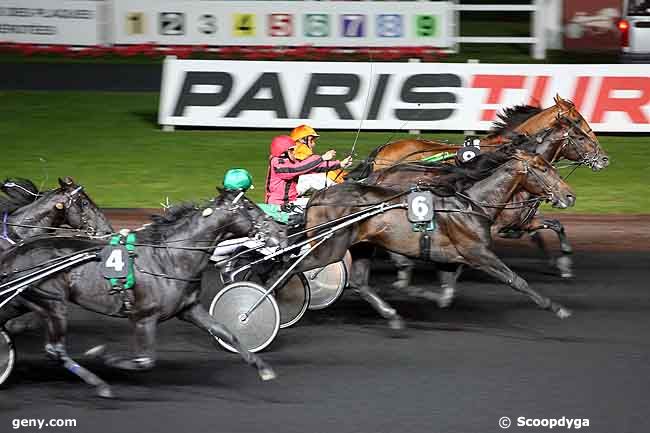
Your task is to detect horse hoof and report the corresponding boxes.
[389,316,405,330]
[96,385,114,399]
[259,366,277,381]
[391,280,409,290]
[556,307,572,319]
[84,345,107,359]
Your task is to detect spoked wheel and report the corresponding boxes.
[306,251,352,310]
[275,273,310,329]
[0,330,15,386]
[209,282,280,353]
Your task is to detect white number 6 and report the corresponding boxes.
[412,196,429,219]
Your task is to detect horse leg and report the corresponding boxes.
[177,303,276,381]
[388,252,414,290]
[435,263,463,308]
[545,219,574,278]
[38,300,113,398]
[528,219,574,278]
[101,312,159,371]
[463,247,571,319]
[350,257,405,330]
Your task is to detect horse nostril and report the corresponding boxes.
[566,194,575,205]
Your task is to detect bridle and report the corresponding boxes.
[552,111,604,170]
[61,185,98,236]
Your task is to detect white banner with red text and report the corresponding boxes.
[0,0,105,46]
[159,58,650,132]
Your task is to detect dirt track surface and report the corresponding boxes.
[1,211,649,433]
[105,209,650,252]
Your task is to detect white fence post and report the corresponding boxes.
[532,0,547,60]
[408,58,421,136]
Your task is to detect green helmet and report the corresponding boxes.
[223,168,253,191]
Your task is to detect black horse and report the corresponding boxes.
[0,176,113,249]
[0,188,280,397]
[1,176,114,334]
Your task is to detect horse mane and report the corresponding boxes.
[0,177,42,215]
[365,148,518,197]
[139,201,203,243]
[486,105,544,137]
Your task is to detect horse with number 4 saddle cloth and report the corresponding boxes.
[0,187,280,397]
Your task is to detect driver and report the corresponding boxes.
[265,135,351,207]
[210,168,270,275]
[289,125,350,196]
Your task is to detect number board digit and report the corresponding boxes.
[198,14,217,35]
[304,14,329,37]
[377,14,403,38]
[415,15,437,37]
[233,14,256,37]
[101,245,130,279]
[159,12,185,36]
[269,14,293,37]
[341,14,366,38]
[408,191,434,223]
[126,12,145,35]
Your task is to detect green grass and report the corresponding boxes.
[1,91,648,213]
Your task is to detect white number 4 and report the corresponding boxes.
[105,249,125,272]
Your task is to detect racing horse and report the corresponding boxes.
[348,95,606,174]
[366,113,608,289]
[1,177,114,334]
[0,176,113,249]
[292,150,575,329]
[0,188,279,397]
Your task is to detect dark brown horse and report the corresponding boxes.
[364,114,608,290]
[291,150,575,329]
[348,95,606,175]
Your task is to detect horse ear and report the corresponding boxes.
[55,202,64,210]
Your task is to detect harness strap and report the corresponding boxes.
[1,212,16,245]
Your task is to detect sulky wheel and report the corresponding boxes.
[306,251,352,310]
[209,282,280,353]
[275,273,310,329]
[0,330,15,386]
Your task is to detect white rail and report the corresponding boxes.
[452,0,546,60]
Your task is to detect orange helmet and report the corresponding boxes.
[290,125,319,143]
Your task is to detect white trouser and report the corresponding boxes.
[210,238,277,263]
[296,173,336,196]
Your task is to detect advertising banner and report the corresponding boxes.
[112,0,453,48]
[159,58,650,132]
[564,0,621,51]
[0,0,103,45]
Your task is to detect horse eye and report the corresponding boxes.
[82,200,89,206]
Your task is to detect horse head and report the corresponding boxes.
[513,150,575,209]
[52,177,113,236]
[552,96,609,171]
[213,189,286,249]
